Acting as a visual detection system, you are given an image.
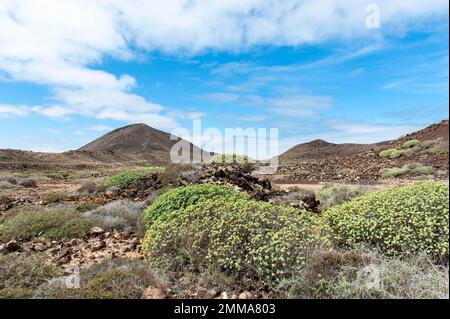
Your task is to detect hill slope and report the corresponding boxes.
[79,123,205,164]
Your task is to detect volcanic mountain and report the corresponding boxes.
[79,123,206,164]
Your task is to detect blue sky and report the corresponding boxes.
[0,1,448,154]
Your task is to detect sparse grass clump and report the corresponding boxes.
[389,149,405,159]
[280,248,449,299]
[379,149,396,158]
[402,139,420,149]
[143,184,249,227]
[19,178,37,188]
[324,182,449,258]
[0,206,95,241]
[143,197,329,283]
[35,258,167,299]
[105,171,151,188]
[379,162,434,178]
[83,200,146,235]
[0,253,62,299]
[317,184,371,210]
[41,192,69,204]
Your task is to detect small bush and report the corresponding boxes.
[35,258,167,299]
[280,248,449,299]
[0,176,17,185]
[19,179,37,188]
[105,171,151,188]
[0,253,62,299]
[389,149,405,159]
[0,181,15,190]
[379,162,434,178]
[379,149,395,158]
[143,198,329,283]
[402,139,420,149]
[75,202,99,213]
[41,192,68,204]
[0,206,96,241]
[317,184,370,209]
[83,200,146,235]
[143,184,249,227]
[324,182,449,258]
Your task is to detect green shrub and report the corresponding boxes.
[389,149,405,159]
[402,139,420,149]
[324,182,449,258]
[317,184,371,209]
[75,201,99,212]
[0,206,96,241]
[379,149,396,158]
[143,184,249,227]
[0,253,62,298]
[105,171,150,188]
[142,198,329,282]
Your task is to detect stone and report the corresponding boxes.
[91,240,106,252]
[141,286,166,299]
[90,226,105,236]
[238,291,253,299]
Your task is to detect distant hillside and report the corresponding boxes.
[79,123,205,164]
[279,139,380,163]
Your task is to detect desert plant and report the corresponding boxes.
[402,139,420,149]
[323,182,449,258]
[105,171,151,188]
[0,206,96,241]
[0,253,62,299]
[41,192,69,204]
[76,182,107,195]
[19,178,37,188]
[0,175,17,185]
[379,149,396,158]
[143,184,249,227]
[317,184,371,209]
[379,163,434,178]
[142,197,329,283]
[389,149,405,159]
[35,258,167,299]
[279,248,449,299]
[143,184,248,225]
[83,200,146,235]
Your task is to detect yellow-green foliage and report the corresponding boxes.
[143,184,249,227]
[0,206,95,241]
[142,198,328,282]
[379,162,434,178]
[402,139,420,149]
[105,171,150,188]
[208,153,250,164]
[324,182,449,258]
[389,149,405,159]
[379,149,396,158]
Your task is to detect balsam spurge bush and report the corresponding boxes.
[324,182,449,258]
[142,197,329,283]
[143,184,249,227]
[105,171,150,188]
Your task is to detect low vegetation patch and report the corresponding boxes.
[324,182,449,258]
[143,197,329,283]
[379,162,434,178]
[40,192,69,204]
[35,258,167,299]
[317,183,370,210]
[105,171,151,188]
[279,248,449,299]
[402,139,420,149]
[379,149,396,158]
[0,253,62,299]
[84,200,146,236]
[0,206,95,241]
[143,184,249,227]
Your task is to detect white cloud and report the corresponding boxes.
[0,0,447,129]
[87,124,114,132]
[268,94,332,117]
[0,104,28,117]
